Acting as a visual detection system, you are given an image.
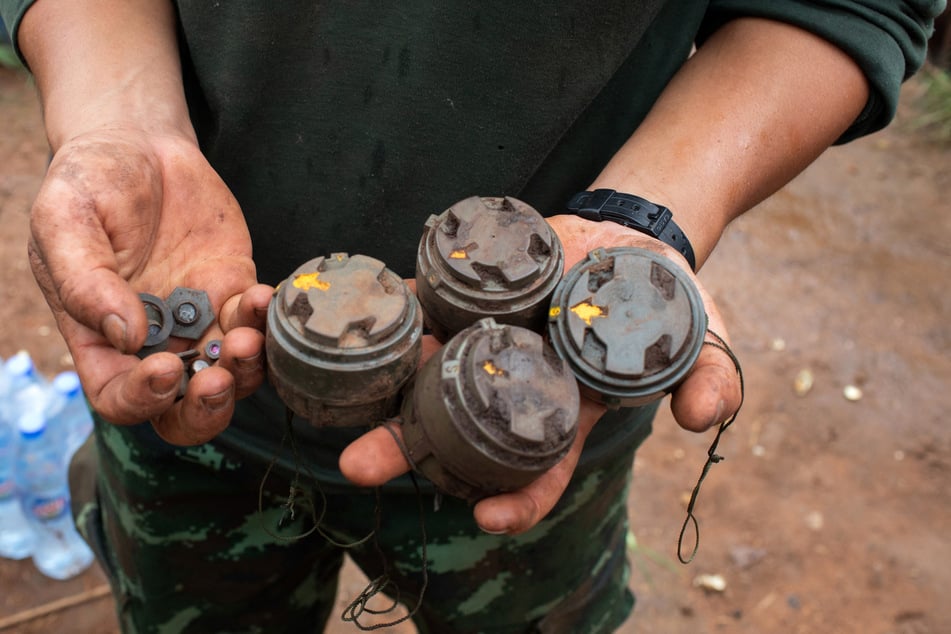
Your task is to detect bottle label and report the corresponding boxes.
[29,495,68,522]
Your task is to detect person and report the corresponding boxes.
[0,1,942,632]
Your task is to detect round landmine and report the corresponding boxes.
[415,196,564,342]
[401,318,579,501]
[547,247,706,408]
[267,253,423,427]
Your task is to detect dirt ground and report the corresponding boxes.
[1,63,949,634]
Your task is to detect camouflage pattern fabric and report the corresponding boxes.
[69,405,653,634]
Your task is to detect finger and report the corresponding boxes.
[472,396,603,535]
[29,150,158,353]
[214,327,266,400]
[150,365,236,445]
[85,351,186,424]
[670,355,739,432]
[217,283,274,334]
[339,424,412,487]
[419,334,441,367]
[28,237,147,355]
[670,282,743,432]
[472,457,574,535]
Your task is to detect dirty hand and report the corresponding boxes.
[29,129,271,445]
[340,214,742,534]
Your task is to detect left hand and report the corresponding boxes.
[339,214,742,535]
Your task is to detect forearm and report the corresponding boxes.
[591,17,870,268]
[18,0,194,151]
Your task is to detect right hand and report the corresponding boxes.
[29,129,272,445]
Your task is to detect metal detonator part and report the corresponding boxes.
[138,293,174,358]
[547,247,707,408]
[415,196,564,342]
[400,318,580,501]
[266,253,423,427]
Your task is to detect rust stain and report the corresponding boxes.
[292,272,331,291]
[570,301,606,325]
[482,360,507,377]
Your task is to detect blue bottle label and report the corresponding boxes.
[30,496,68,521]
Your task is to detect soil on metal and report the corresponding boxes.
[1,66,948,633]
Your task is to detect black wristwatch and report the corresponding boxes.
[566,189,696,271]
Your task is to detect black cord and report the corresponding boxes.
[677,329,745,564]
[341,435,430,631]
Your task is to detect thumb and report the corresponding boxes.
[28,233,148,355]
[27,146,157,354]
[669,283,743,432]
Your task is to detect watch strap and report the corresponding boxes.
[566,189,696,271]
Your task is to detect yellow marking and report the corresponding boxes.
[549,306,562,318]
[570,301,606,325]
[449,249,469,260]
[482,360,507,377]
[292,272,331,291]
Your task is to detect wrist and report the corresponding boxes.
[566,189,697,271]
[43,75,197,152]
[584,176,727,270]
[19,0,196,151]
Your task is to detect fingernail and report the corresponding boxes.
[234,352,263,372]
[102,313,129,353]
[479,526,510,536]
[149,371,181,397]
[201,388,233,413]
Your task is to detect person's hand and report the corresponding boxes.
[339,214,742,534]
[29,129,272,445]
[545,214,742,431]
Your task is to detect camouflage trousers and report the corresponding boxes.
[69,404,652,634]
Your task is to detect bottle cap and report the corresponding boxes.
[5,351,35,379]
[18,410,46,437]
[53,371,82,397]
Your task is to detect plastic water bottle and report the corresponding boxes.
[47,371,94,458]
[0,354,37,559]
[16,410,93,580]
[0,420,36,559]
[3,351,49,424]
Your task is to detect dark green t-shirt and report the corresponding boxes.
[1,1,940,283]
[161,0,939,284]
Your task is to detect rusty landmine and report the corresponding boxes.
[266,253,423,427]
[415,196,564,342]
[401,318,579,501]
[548,246,707,408]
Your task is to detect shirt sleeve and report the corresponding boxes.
[0,0,39,67]
[698,0,947,142]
